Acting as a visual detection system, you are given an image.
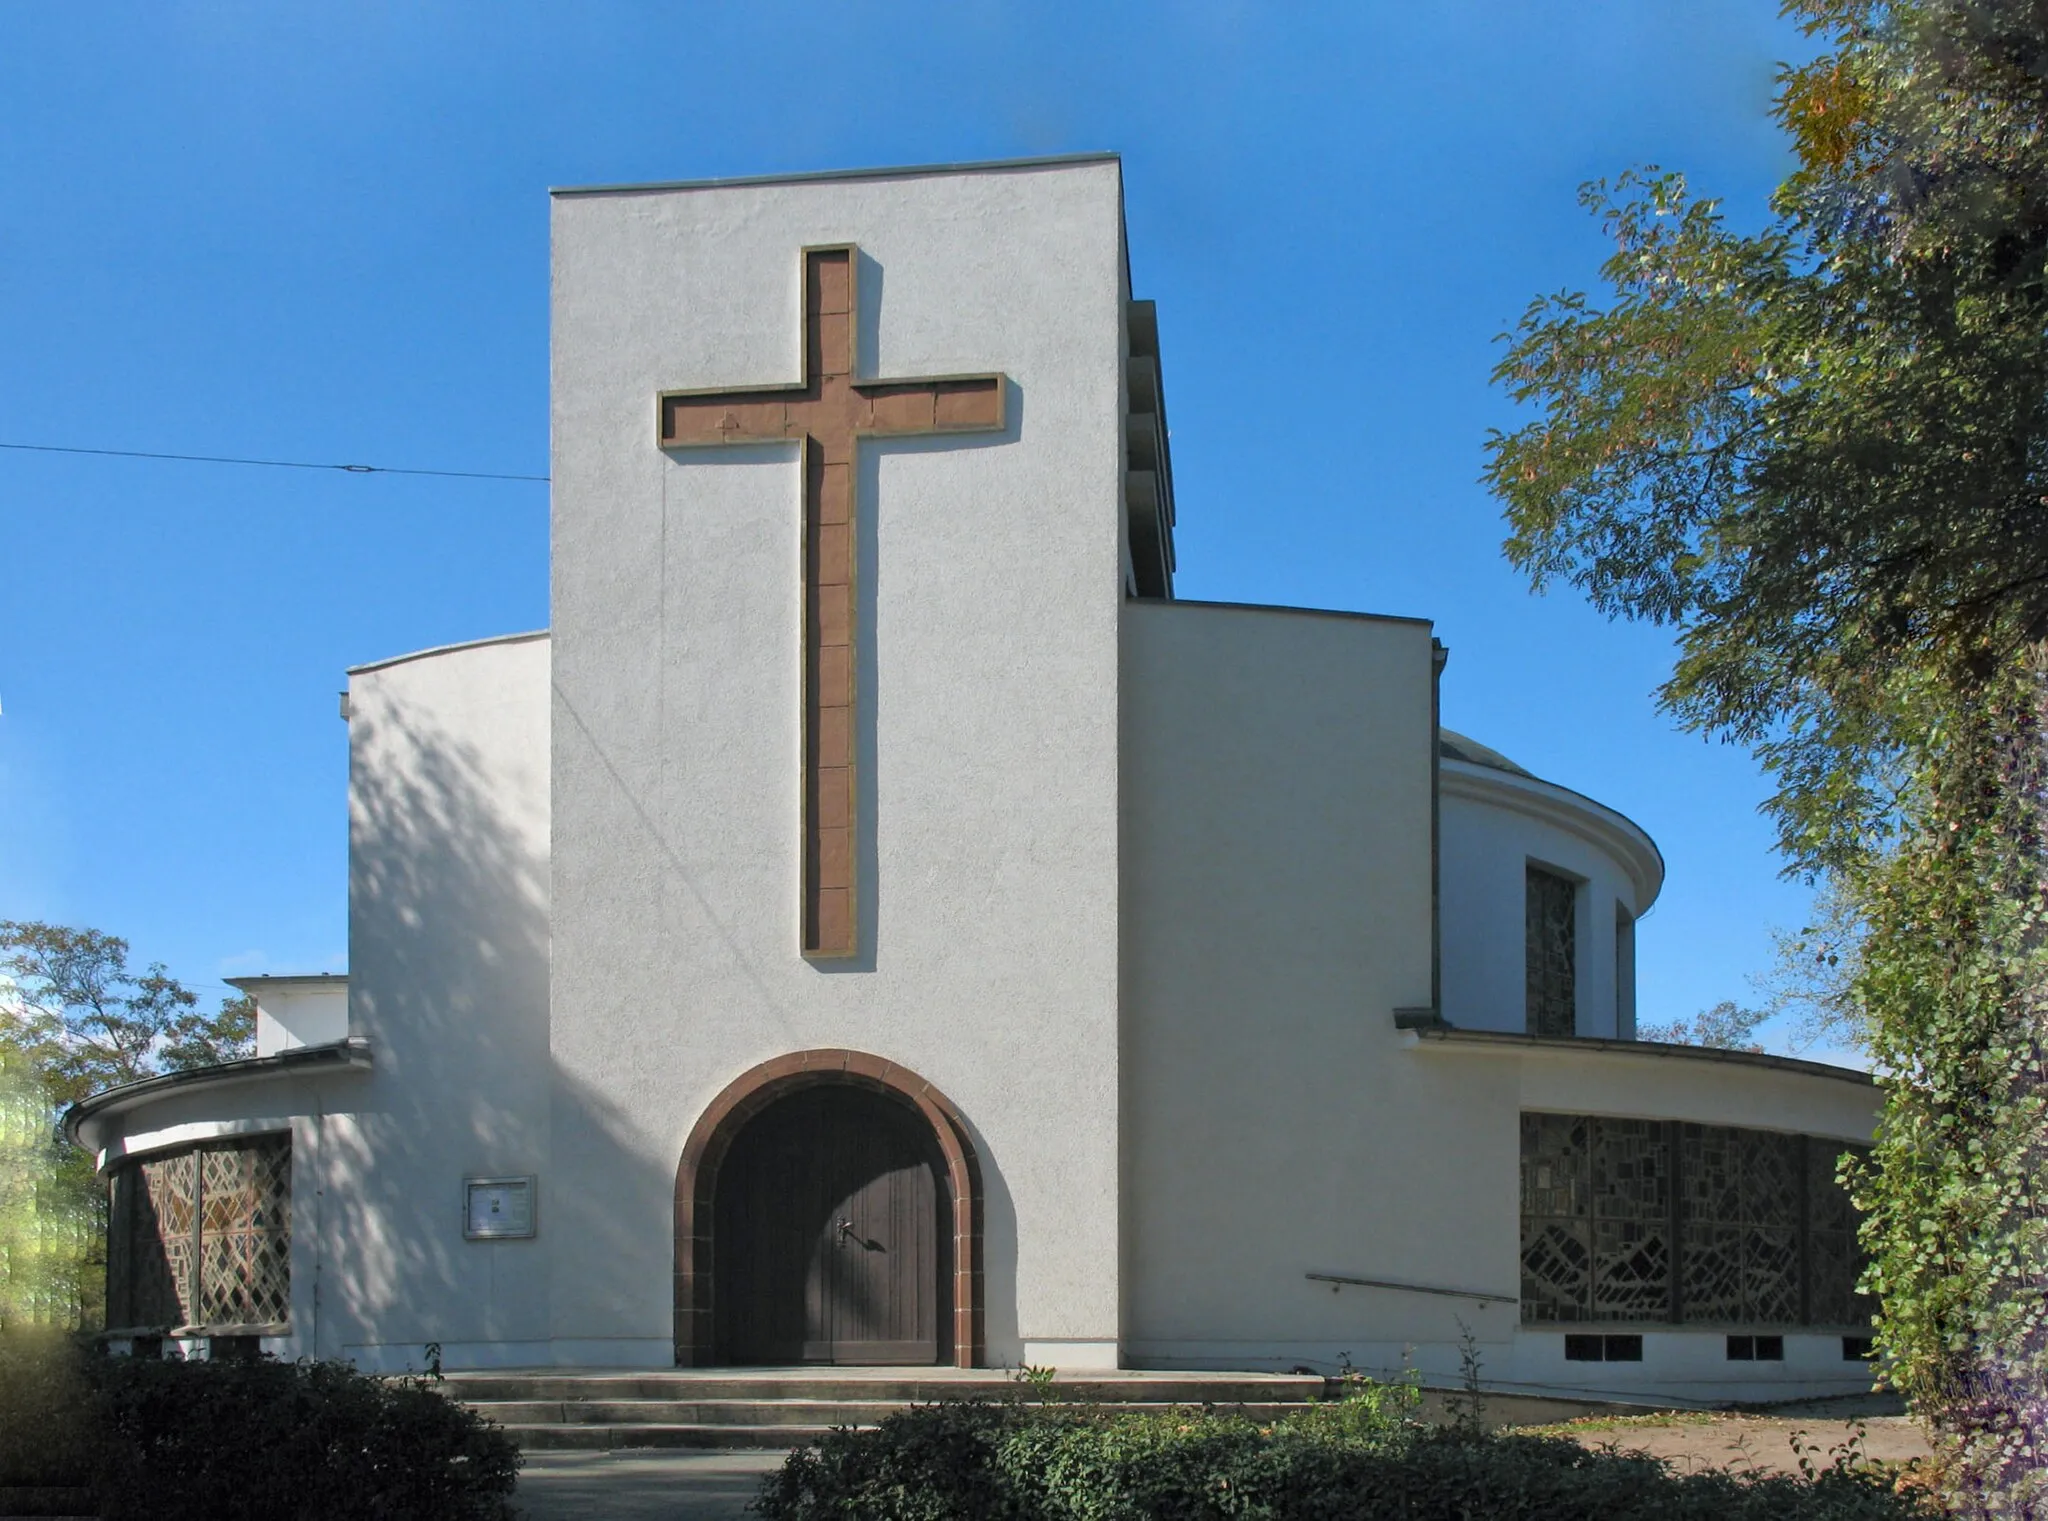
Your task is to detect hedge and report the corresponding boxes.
[0,1334,96,1493]
[0,1335,519,1521]
[756,1397,1937,1521]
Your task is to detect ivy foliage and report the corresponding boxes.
[1483,2,2048,1512]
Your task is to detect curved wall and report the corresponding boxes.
[1411,1031,1879,1404]
[1439,761,1662,1039]
[75,1065,368,1359]
[1120,598,1442,1372]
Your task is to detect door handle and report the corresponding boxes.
[835,1218,855,1248]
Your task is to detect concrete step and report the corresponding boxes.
[465,1397,1321,1428]
[444,1370,1335,1454]
[442,1372,1328,1405]
[501,1423,831,1450]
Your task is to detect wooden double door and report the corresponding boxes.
[713,1085,949,1365]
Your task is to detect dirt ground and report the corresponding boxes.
[1515,1393,1935,1478]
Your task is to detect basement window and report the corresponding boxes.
[1727,1335,1784,1361]
[1843,1337,1876,1361]
[1564,1334,1642,1362]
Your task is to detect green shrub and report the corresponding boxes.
[0,1342,519,1520]
[86,1354,520,1521]
[756,1398,1937,1521]
[762,1402,1029,1520]
[0,1333,96,1488]
[1276,1369,1422,1443]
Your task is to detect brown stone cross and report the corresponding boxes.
[658,245,1006,960]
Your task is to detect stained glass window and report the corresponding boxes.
[1679,1124,1802,1325]
[107,1134,291,1333]
[1520,1114,1674,1322]
[1807,1140,1877,1328]
[1520,1113,1872,1329]
[1526,867,1577,1037]
[1519,1113,1592,1322]
[1591,1118,1676,1321]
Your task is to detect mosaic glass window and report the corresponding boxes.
[1590,1118,1676,1321]
[1521,1113,1872,1328]
[107,1134,291,1333]
[1807,1140,1877,1328]
[1679,1124,1802,1324]
[1520,1114,1674,1322]
[1519,1113,1592,1322]
[1525,867,1577,1037]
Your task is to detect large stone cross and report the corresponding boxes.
[658,245,1006,960]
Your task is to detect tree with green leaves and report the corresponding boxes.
[1486,2,2047,1510]
[1638,999,1772,1052]
[0,922,255,1331]
[0,1053,87,1330]
[0,922,255,1110]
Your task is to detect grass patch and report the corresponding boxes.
[1508,1408,1727,1438]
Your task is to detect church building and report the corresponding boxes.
[67,155,1881,1404]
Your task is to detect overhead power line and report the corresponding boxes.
[0,440,548,483]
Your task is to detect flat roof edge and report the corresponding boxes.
[551,151,1122,199]
[1127,596,1434,630]
[225,974,347,990]
[1440,757,1667,893]
[63,1039,373,1148]
[1415,1026,1875,1087]
[347,628,550,677]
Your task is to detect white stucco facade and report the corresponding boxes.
[547,159,1128,1370]
[77,630,550,1367]
[1439,756,1664,1039]
[1119,599,1449,1364]
[238,975,349,1057]
[69,156,1884,1404]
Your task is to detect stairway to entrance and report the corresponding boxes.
[443,1367,1331,1451]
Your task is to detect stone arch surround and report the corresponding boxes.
[674,1049,985,1367]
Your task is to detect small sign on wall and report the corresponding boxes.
[464,1176,536,1240]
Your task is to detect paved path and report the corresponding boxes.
[1557,1412,1932,1477]
[516,1450,787,1520]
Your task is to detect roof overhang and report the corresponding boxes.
[224,973,348,992]
[63,1038,372,1151]
[550,151,1122,199]
[1412,1025,1872,1087]
[1440,758,1666,912]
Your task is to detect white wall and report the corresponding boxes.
[245,978,349,1057]
[336,632,553,1369]
[77,633,549,1369]
[1120,614,1876,1400]
[1120,600,1454,1370]
[87,1085,346,1359]
[1505,1330,1879,1407]
[1439,764,1662,1039]
[549,160,1129,1366]
[1502,1036,1878,1139]
[1413,1033,1881,1402]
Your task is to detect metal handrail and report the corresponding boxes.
[1305,1272,1518,1306]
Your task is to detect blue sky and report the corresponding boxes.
[0,3,1833,1051]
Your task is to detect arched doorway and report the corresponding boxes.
[717,1085,947,1363]
[674,1050,983,1367]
